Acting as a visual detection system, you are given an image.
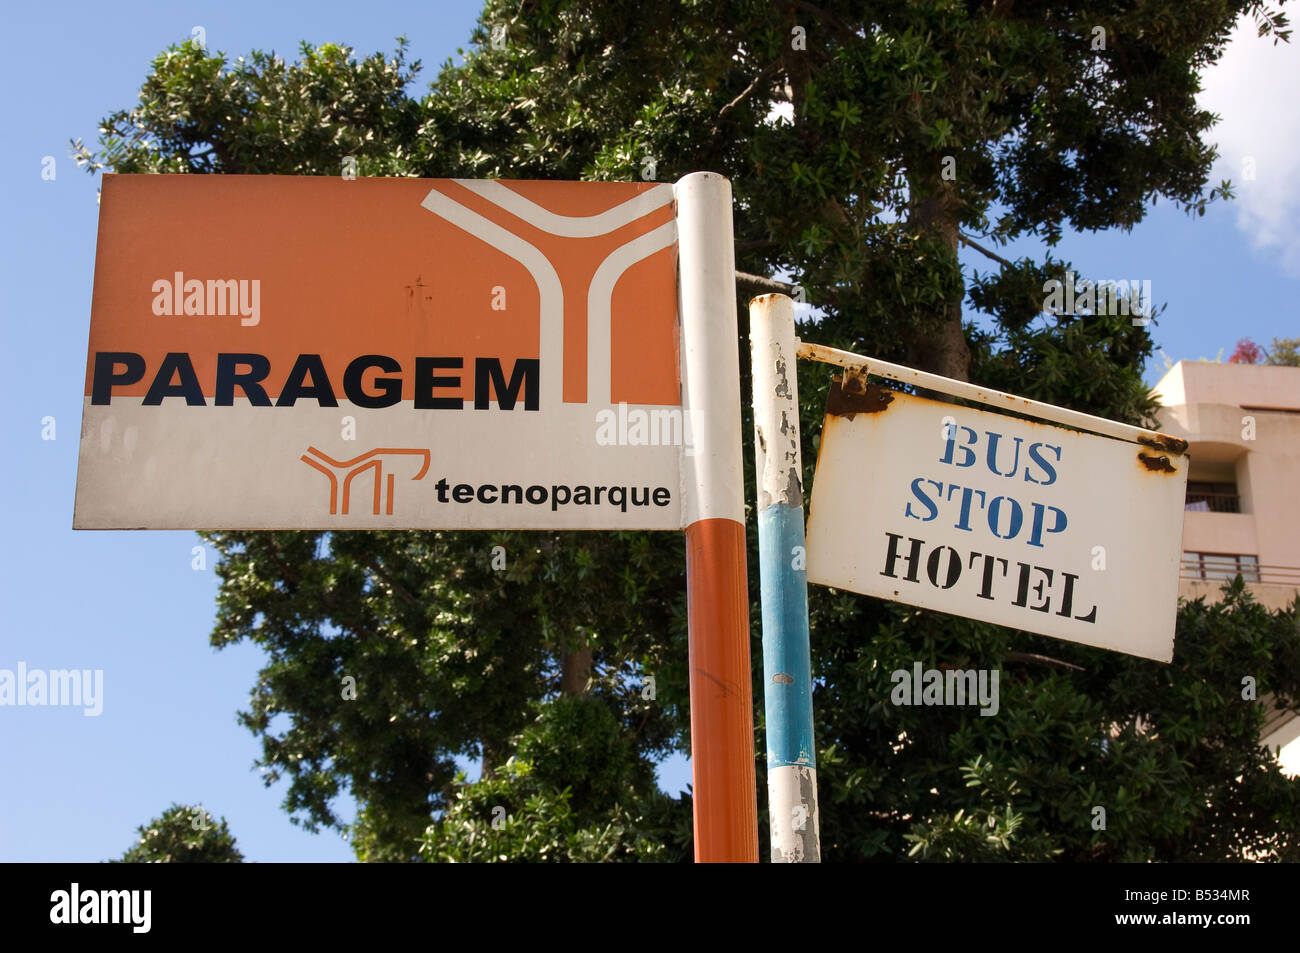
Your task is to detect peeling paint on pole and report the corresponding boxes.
[750,293,821,863]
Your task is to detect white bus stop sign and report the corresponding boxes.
[805,376,1188,661]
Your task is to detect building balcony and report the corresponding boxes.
[1178,556,1300,610]
[1180,511,1257,556]
[1185,490,1239,513]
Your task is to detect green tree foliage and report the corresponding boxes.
[841,579,1300,862]
[419,697,691,861]
[78,0,1300,861]
[115,803,244,863]
[203,529,686,861]
[1266,336,1300,366]
[73,40,424,176]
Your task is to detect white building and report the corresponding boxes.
[1153,361,1300,774]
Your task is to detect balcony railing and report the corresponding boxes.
[1180,560,1300,585]
[1184,491,1240,513]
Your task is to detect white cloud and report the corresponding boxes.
[1198,16,1300,273]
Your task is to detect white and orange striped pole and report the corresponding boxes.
[674,172,758,862]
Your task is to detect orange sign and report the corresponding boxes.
[74,174,687,530]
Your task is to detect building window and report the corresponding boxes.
[1182,552,1260,582]
[1185,481,1240,513]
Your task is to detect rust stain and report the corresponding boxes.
[405,275,433,319]
[825,374,894,420]
[1138,451,1177,473]
[1137,433,1189,456]
[772,672,795,684]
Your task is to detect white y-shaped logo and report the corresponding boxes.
[420,181,677,409]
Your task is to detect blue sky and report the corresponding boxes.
[1,2,1296,862]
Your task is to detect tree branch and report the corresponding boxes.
[1003,651,1085,673]
[959,232,1015,269]
[366,556,422,610]
[736,270,800,297]
[718,58,783,123]
[266,536,300,589]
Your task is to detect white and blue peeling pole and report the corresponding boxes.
[749,292,821,863]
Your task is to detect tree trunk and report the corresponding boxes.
[906,170,971,382]
[480,739,502,780]
[560,644,593,696]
